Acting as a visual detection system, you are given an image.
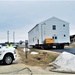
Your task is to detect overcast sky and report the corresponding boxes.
[0,0,75,42]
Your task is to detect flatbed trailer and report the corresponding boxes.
[34,43,69,49]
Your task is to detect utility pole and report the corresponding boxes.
[7,31,9,43]
[13,31,15,43]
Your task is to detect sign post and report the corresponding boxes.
[25,41,28,59]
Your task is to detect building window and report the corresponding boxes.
[52,25,56,30]
[52,36,57,39]
[64,35,66,37]
[63,24,65,27]
[52,36,54,39]
[55,36,57,39]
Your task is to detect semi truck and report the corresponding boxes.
[28,17,70,49]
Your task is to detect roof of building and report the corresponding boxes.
[28,16,69,33]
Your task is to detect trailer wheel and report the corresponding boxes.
[59,45,64,49]
[56,46,59,49]
[61,45,64,49]
[43,45,48,50]
[41,46,44,49]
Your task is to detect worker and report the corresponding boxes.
[6,43,9,47]
[6,43,13,47]
[9,44,13,47]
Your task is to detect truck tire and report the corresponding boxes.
[61,45,64,49]
[0,60,3,65]
[3,54,13,65]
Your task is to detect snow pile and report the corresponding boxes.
[30,52,39,54]
[51,51,75,73]
[23,48,30,52]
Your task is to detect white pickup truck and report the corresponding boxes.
[0,45,17,65]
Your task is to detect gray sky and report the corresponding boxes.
[0,0,75,42]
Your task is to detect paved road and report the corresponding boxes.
[51,48,75,54]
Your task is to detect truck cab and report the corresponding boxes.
[0,45,17,65]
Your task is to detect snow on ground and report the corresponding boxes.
[51,51,75,73]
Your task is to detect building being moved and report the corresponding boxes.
[28,17,70,49]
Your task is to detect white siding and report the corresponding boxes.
[28,17,70,45]
[28,25,39,45]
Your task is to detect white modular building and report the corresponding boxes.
[28,17,70,48]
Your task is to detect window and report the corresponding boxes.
[55,36,57,39]
[64,35,66,37]
[52,25,56,30]
[52,36,54,39]
[52,36,57,39]
[63,24,65,27]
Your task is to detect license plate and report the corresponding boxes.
[53,46,56,48]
